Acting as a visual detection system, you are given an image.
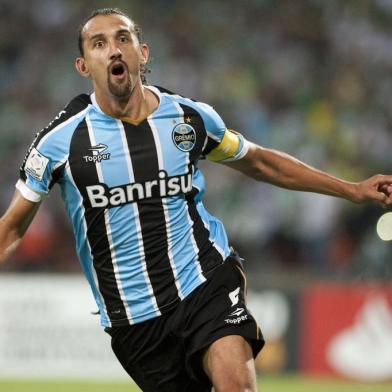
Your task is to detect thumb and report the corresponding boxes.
[370,189,391,207]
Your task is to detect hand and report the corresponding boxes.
[353,175,392,207]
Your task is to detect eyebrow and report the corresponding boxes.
[88,29,132,42]
[89,33,105,42]
[116,29,132,36]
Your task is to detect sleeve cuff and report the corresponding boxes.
[15,179,44,203]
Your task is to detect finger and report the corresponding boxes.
[377,184,392,203]
[380,195,392,207]
[378,183,392,192]
[370,190,392,207]
[375,175,392,186]
[376,198,390,209]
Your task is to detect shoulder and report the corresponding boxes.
[20,94,92,183]
[45,94,91,132]
[33,94,92,148]
[152,86,225,129]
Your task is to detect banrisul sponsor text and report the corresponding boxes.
[86,170,192,208]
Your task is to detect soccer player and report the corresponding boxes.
[1,7,391,392]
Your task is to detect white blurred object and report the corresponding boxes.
[327,296,392,381]
[0,275,128,379]
[376,212,392,241]
[247,290,290,341]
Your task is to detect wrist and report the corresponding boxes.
[344,181,360,203]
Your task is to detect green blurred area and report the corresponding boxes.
[1,376,392,392]
[1,0,392,278]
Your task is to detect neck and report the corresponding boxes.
[94,82,158,124]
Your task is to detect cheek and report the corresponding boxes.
[87,61,107,79]
[128,54,144,73]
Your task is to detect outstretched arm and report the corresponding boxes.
[0,189,40,264]
[223,142,392,207]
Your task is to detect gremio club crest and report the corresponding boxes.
[172,123,196,152]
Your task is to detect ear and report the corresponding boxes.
[75,57,90,78]
[140,43,149,66]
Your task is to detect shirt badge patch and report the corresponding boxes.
[25,148,49,181]
[172,123,196,152]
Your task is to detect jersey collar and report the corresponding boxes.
[89,86,162,120]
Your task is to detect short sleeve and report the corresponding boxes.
[19,144,56,199]
[17,94,91,203]
[197,102,227,157]
[194,102,250,162]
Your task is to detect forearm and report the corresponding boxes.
[0,219,23,264]
[226,143,358,201]
[251,147,356,200]
[0,190,40,264]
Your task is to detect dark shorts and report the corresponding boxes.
[105,253,265,391]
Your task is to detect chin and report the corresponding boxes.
[109,83,133,99]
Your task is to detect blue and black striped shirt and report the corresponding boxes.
[18,86,247,327]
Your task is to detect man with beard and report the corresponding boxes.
[1,8,392,392]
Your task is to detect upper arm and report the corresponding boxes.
[221,142,278,183]
[221,141,261,175]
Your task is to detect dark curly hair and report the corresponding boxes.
[77,8,150,84]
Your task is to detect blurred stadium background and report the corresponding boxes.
[0,0,392,390]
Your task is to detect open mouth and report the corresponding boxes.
[110,63,126,77]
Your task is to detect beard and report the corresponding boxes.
[107,72,133,99]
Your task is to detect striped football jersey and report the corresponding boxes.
[18,86,248,327]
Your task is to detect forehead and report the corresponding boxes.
[82,14,135,39]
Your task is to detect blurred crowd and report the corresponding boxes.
[0,0,391,280]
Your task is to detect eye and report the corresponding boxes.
[119,35,129,43]
[94,40,105,48]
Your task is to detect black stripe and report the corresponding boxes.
[154,85,197,102]
[123,120,180,311]
[20,94,91,183]
[177,103,208,163]
[154,85,179,96]
[186,190,224,273]
[177,104,224,272]
[49,162,66,190]
[202,138,220,157]
[68,119,128,324]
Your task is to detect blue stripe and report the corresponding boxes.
[88,111,158,321]
[196,200,231,259]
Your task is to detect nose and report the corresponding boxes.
[109,45,122,61]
